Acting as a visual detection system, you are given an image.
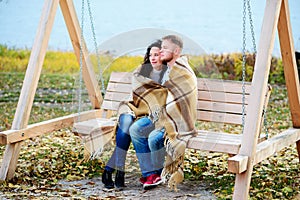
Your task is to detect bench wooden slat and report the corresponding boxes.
[198,101,245,115]
[197,78,252,94]
[106,82,132,93]
[104,91,132,102]
[197,111,243,125]
[73,118,116,135]
[101,100,122,111]
[187,131,242,154]
[109,72,132,83]
[198,91,250,104]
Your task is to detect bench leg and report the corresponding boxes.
[297,140,300,162]
[0,142,23,180]
[232,164,254,200]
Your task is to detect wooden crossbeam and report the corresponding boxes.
[228,128,300,174]
[0,110,102,145]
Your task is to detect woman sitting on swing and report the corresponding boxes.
[102,40,167,189]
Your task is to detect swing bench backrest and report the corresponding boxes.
[102,72,271,124]
[72,71,271,157]
[98,71,271,155]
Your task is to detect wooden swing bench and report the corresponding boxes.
[73,71,299,174]
[1,0,300,199]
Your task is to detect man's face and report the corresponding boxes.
[160,39,177,62]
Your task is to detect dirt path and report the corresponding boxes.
[58,173,216,200]
[56,147,217,199]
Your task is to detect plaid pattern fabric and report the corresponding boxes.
[85,56,197,190]
[159,56,198,189]
[122,56,197,189]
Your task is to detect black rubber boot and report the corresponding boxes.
[115,170,126,188]
[102,169,114,189]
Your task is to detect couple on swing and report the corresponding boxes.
[102,35,198,190]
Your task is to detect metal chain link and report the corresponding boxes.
[241,0,247,134]
[247,0,257,53]
[242,0,269,139]
[86,0,105,94]
[247,0,269,139]
[77,0,85,122]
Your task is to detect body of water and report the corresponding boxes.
[0,0,299,56]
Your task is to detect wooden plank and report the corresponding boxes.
[0,142,23,180]
[277,0,300,127]
[197,110,243,125]
[228,155,248,174]
[233,0,282,199]
[198,91,250,104]
[198,101,245,115]
[254,128,300,165]
[59,0,102,109]
[197,78,252,94]
[101,100,122,111]
[73,118,116,135]
[104,91,132,102]
[0,110,102,145]
[187,131,241,154]
[106,83,132,93]
[108,72,132,83]
[194,130,242,141]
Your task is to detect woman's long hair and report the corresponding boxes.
[139,40,168,84]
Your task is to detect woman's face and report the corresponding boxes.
[149,47,162,70]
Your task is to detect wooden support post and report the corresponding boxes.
[278,0,300,128]
[0,0,60,180]
[233,0,282,199]
[59,0,103,109]
[278,0,300,162]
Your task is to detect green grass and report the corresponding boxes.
[0,44,286,84]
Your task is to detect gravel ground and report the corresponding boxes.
[57,174,216,200]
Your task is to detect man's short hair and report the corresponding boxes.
[162,35,183,49]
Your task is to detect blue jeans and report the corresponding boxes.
[130,116,165,177]
[105,114,134,172]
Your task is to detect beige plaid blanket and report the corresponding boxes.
[85,56,197,190]
[122,56,197,189]
[159,56,198,188]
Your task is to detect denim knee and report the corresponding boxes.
[118,113,134,133]
[149,129,165,148]
[129,117,154,139]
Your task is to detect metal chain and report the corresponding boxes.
[242,0,269,139]
[247,0,257,53]
[86,0,105,94]
[241,0,247,134]
[247,0,269,139]
[77,0,85,122]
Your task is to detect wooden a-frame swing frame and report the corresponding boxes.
[0,0,299,199]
